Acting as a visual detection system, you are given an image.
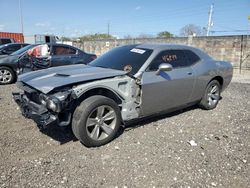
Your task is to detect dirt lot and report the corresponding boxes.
[0,80,249,188]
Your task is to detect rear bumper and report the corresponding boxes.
[12,92,57,129]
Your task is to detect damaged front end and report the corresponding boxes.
[13,83,74,130]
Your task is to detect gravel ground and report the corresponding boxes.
[0,80,249,188]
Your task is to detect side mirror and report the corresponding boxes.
[156,63,173,75]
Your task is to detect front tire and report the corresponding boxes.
[199,80,221,110]
[72,95,121,147]
[0,66,15,85]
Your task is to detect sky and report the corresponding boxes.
[0,0,249,38]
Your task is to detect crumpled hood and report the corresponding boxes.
[18,64,126,94]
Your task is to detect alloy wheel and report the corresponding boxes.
[207,84,220,106]
[0,69,12,84]
[86,105,117,141]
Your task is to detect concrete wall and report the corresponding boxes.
[73,35,250,72]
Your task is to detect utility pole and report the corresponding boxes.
[19,0,24,34]
[206,4,214,36]
[107,21,110,36]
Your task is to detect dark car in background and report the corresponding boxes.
[0,43,96,84]
[0,44,37,84]
[0,43,29,57]
[0,38,15,45]
[40,43,96,68]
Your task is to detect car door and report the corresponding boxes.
[50,45,78,67]
[140,50,196,116]
[183,49,203,102]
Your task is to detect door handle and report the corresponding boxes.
[187,72,193,75]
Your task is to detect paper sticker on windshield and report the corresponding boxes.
[130,48,146,54]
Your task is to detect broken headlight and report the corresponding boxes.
[46,97,61,112]
[39,91,71,113]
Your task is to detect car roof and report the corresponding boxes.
[136,43,196,50]
[36,43,76,48]
[34,43,84,53]
[134,43,212,60]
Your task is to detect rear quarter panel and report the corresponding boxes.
[191,59,233,101]
[214,61,233,92]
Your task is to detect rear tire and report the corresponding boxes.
[72,95,121,147]
[199,80,221,110]
[0,66,15,85]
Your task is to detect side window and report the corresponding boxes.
[53,46,76,55]
[67,47,77,54]
[1,39,12,45]
[6,45,21,53]
[148,50,187,71]
[184,50,201,65]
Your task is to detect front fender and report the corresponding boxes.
[72,76,141,121]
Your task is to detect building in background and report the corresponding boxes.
[24,34,58,44]
[0,32,24,43]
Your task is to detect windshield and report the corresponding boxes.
[11,44,36,56]
[89,45,153,75]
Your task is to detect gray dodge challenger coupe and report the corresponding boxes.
[13,44,233,147]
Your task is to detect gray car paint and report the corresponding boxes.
[141,66,196,115]
[134,44,232,116]
[72,75,140,121]
[17,44,233,122]
[18,64,126,94]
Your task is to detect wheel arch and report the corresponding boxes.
[76,87,123,106]
[199,75,224,101]
[0,65,16,73]
[209,76,224,87]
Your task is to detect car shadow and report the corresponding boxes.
[40,124,78,145]
[39,105,199,145]
[159,71,172,80]
[117,105,198,136]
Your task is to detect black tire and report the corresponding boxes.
[199,80,221,110]
[72,95,121,147]
[0,66,16,85]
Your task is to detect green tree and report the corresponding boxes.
[157,31,173,38]
[79,33,115,41]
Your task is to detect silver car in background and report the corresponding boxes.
[13,44,233,147]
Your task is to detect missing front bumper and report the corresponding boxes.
[12,92,57,129]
